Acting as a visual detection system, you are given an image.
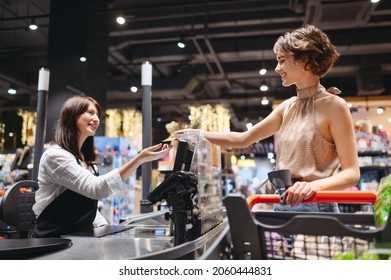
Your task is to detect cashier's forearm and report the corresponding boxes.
[118,156,142,181]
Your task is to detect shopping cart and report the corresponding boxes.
[223,191,391,260]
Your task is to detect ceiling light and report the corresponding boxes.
[130,86,138,93]
[371,0,380,3]
[8,85,17,94]
[177,41,186,48]
[267,152,274,159]
[261,97,269,105]
[29,19,38,30]
[376,107,384,114]
[260,84,268,92]
[79,56,87,62]
[116,16,126,25]
[260,79,269,92]
[259,68,267,75]
[177,38,186,48]
[260,85,268,91]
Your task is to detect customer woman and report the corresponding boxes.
[32,96,171,237]
[175,25,360,212]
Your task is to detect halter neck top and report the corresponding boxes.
[275,84,339,182]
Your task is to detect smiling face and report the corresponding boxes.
[76,102,100,142]
[274,52,305,87]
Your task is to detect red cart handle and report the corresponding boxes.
[0,187,32,196]
[246,191,377,210]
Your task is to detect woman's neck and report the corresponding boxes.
[78,136,86,154]
[295,75,320,91]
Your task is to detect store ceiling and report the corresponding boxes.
[0,0,391,132]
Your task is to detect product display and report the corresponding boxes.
[374,175,391,227]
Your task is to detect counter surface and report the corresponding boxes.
[32,211,228,260]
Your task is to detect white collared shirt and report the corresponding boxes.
[33,144,126,227]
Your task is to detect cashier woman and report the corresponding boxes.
[32,96,171,237]
[175,25,360,213]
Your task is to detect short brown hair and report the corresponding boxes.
[273,25,340,77]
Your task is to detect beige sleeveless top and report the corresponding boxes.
[275,84,339,182]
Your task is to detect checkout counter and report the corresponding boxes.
[1,132,231,260]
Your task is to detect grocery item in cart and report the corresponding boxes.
[291,235,370,260]
[374,175,391,227]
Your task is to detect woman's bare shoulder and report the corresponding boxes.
[317,90,348,108]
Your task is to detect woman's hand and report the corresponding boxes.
[174,128,205,140]
[285,181,320,206]
[119,143,172,181]
[137,143,172,164]
[174,128,200,135]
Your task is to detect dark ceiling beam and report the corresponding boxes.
[0,73,35,94]
[109,21,391,48]
[114,0,293,21]
[192,37,215,75]
[204,37,230,90]
[106,89,288,108]
[110,42,391,67]
[109,16,303,38]
[0,14,49,21]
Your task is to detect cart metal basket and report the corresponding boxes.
[223,192,391,260]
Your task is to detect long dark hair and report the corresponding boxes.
[54,96,101,163]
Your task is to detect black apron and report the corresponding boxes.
[33,160,100,238]
[33,190,98,238]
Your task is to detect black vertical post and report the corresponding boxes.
[140,61,153,213]
[46,0,108,142]
[32,68,50,182]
